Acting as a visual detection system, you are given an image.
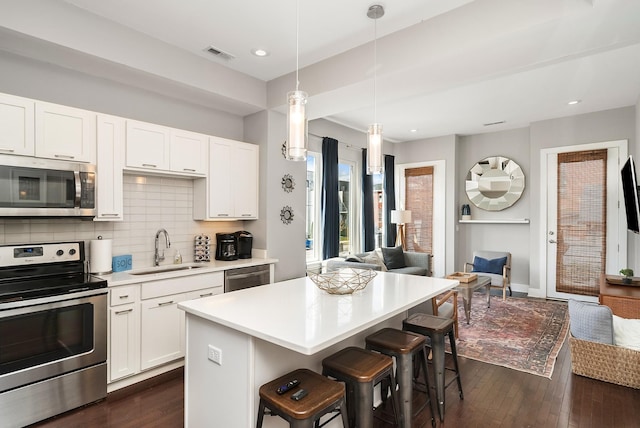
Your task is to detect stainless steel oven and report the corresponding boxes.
[0,241,107,428]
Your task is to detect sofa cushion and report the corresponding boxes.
[381,246,406,269]
[568,299,614,344]
[390,266,427,276]
[362,252,387,271]
[344,255,364,263]
[612,314,640,350]
[472,256,507,275]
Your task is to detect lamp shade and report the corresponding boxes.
[286,90,308,161]
[367,123,383,174]
[390,210,412,224]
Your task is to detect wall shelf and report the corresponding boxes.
[459,219,530,224]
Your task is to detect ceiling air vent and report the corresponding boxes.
[204,45,235,61]
[483,120,506,127]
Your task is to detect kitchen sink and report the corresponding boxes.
[129,265,207,276]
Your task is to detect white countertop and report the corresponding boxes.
[178,271,459,355]
[98,257,278,286]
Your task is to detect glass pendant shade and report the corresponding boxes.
[367,123,383,174]
[286,90,308,161]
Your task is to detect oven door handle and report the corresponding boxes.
[74,171,82,208]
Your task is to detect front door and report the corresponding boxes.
[544,142,626,300]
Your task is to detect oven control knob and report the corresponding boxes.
[69,249,77,256]
[56,250,64,256]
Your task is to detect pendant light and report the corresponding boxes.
[366,4,384,174]
[286,0,308,161]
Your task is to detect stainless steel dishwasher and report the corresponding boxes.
[224,264,271,292]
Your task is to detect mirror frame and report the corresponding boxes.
[465,156,525,211]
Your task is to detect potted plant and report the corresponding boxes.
[619,268,634,284]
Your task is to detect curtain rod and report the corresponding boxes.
[309,132,361,151]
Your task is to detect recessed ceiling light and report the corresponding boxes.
[568,100,581,105]
[251,48,269,57]
[409,129,418,133]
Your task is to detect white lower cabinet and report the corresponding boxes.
[107,271,224,387]
[140,292,187,370]
[108,284,140,382]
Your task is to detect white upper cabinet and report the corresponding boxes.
[126,120,207,177]
[95,114,125,221]
[125,120,171,171]
[193,137,258,220]
[233,141,259,219]
[35,101,96,163]
[170,129,207,175]
[0,93,35,156]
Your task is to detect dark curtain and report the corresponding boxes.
[362,149,375,252]
[384,154,396,247]
[321,137,340,259]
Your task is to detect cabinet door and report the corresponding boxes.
[35,101,96,163]
[170,129,207,175]
[140,293,186,370]
[0,93,35,156]
[233,142,259,219]
[125,120,170,171]
[109,303,140,382]
[208,137,234,218]
[95,115,124,221]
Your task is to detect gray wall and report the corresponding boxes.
[0,51,244,139]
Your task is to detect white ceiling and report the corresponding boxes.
[1,0,639,142]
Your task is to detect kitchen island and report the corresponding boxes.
[178,271,458,427]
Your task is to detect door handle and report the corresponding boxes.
[549,239,557,244]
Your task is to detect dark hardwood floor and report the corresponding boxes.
[32,338,640,428]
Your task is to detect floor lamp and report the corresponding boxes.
[391,210,412,250]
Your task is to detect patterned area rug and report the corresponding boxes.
[453,292,569,378]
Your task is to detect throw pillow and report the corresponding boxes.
[567,299,614,344]
[381,246,406,270]
[362,252,387,271]
[612,314,640,350]
[472,256,507,275]
[345,255,363,263]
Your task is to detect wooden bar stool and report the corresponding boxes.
[322,346,400,427]
[365,328,437,428]
[403,313,463,422]
[257,368,349,428]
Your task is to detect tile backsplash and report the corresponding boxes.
[0,174,243,269]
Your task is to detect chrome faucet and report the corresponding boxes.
[154,229,171,266]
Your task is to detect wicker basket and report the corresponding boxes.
[569,334,640,389]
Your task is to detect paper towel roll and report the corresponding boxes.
[90,237,113,274]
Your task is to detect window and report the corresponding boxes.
[338,161,355,257]
[372,172,384,248]
[306,153,357,261]
[404,166,434,253]
[306,153,321,262]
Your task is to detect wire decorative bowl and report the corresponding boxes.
[308,268,377,295]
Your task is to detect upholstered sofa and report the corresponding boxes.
[325,247,432,277]
[567,299,640,389]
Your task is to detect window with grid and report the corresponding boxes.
[556,150,607,296]
[404,166,433,254]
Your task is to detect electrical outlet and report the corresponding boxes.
[208,345,222,365]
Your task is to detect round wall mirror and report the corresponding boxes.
[465,156,525,211]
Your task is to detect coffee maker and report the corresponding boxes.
[215,233,238,261]
[236,231,253,259]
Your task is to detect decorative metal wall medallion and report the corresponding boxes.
[281,174,295,192]
[280,206,294,224]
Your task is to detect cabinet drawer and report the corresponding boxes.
[186,286,223,300]
[110,284,140,306]
[141,272,223,299]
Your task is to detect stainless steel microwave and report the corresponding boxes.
[0,156,96,217]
